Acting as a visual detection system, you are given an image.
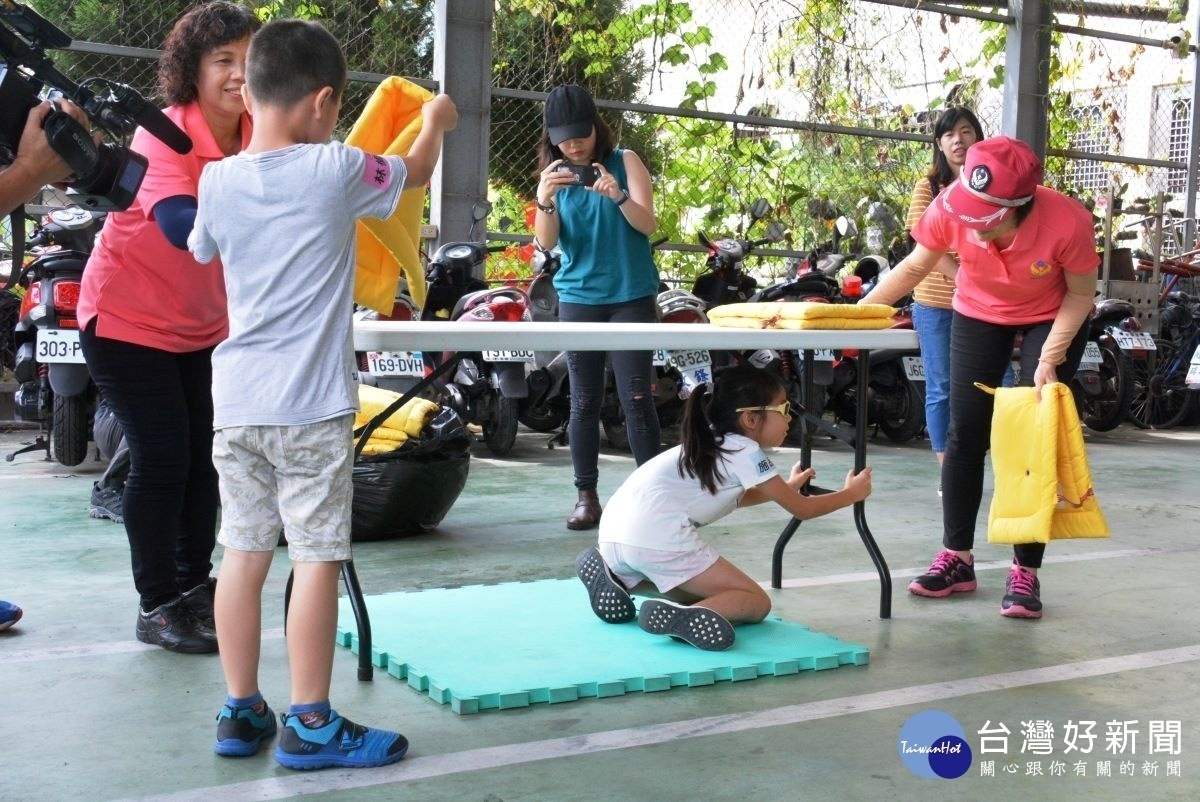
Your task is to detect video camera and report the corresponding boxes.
[0,0,192,212]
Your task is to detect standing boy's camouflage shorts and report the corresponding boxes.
[213,414,354,562]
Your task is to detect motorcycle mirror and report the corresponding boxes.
[470,201,492,223]
[764,220,787,243]
[836,216,858,238]
[749,198,772,221]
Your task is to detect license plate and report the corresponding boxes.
[35,328,85,363]
[1188,348,1200,386]
[366,350,424,376]
[1079,341,1103,366]
[902,355,925,381]
[482,349,536,362]
[1112,330,1156,351]
[811,348,835,362]
[653,349,710,371]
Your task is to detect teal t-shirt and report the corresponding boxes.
[552,148,659,305]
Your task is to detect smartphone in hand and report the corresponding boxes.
[556,163,599,187]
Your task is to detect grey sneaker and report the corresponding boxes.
[88,482,124,523]
[637,599,735,651]
[574,547,636,623]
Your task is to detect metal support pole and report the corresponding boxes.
[1002,0,1052,156]
[432,0,493,256]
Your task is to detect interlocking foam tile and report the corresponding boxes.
[336,578,868,715]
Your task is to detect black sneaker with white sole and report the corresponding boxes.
[574,547,636,623]
[637,599,735,651]
[136,597,218,654]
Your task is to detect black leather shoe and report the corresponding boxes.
[136,597,218,654]
[180,578,217,639]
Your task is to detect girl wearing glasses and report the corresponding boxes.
[574,365,872,651]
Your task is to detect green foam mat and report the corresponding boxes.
[335,579,868,715]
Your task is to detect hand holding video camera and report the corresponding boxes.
[14,99,92,184]
[1,0,192,212]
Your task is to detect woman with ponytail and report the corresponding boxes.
[573,365,872,651]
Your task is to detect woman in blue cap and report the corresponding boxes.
[533,84,662,530]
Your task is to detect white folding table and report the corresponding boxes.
[338,320,919,679]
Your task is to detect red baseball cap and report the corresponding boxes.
[940,136,1044,230]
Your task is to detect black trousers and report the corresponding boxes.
[80,319,219,609]
[941,312,1089,568]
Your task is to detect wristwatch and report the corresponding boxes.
[535,199,556,214]
[614,189,630,207]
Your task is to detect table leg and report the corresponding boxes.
[854,348,892,618]
[768,347,892,618]
[284,355,463,681]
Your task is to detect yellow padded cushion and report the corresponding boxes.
[346,76,434,313]
[355,384,440,454]
[707,302,896,329]
[986,383,1110,544]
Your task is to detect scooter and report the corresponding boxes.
[355,203,529,456]
[6,206,104,466]
[433,282,532,456]
[1073,297,1148,432]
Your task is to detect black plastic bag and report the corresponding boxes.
[350,407,472,541]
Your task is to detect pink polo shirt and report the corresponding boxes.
[913,186,1099,326]
[79,101,252,352]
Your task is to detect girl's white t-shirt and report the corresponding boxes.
[598,433,777,552]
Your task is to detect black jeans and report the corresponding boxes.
[558,296,661,490]
[942,312,1089,568]
[80,319,219,609]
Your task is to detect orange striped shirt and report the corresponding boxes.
[906,177,956,310]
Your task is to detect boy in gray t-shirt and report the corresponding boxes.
[188,19,456,771]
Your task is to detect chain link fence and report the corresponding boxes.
[8,1,1198,282]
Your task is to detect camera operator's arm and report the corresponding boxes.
[0,100,88,215]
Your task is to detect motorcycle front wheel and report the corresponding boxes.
[877,375,926,444]
[482,394,519,457]
[601,411,630,452]
[1079,343,1133,432]
[52,393,90,467]
[518,403,566,433]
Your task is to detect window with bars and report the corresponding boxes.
[1166,98,1191,194]
[1069,104,1110,192]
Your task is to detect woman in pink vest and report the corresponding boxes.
[78,2,259,653]
[863,136,1097,621]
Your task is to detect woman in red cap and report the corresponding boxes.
[532,84,662,530]
[862,135,1098,620]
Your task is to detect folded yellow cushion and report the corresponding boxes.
[707,301,896,329]
[356,384,439,438]
[360,440,406,456]
[986,383,1110,544]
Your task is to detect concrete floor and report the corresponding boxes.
[2,418,1199,802]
